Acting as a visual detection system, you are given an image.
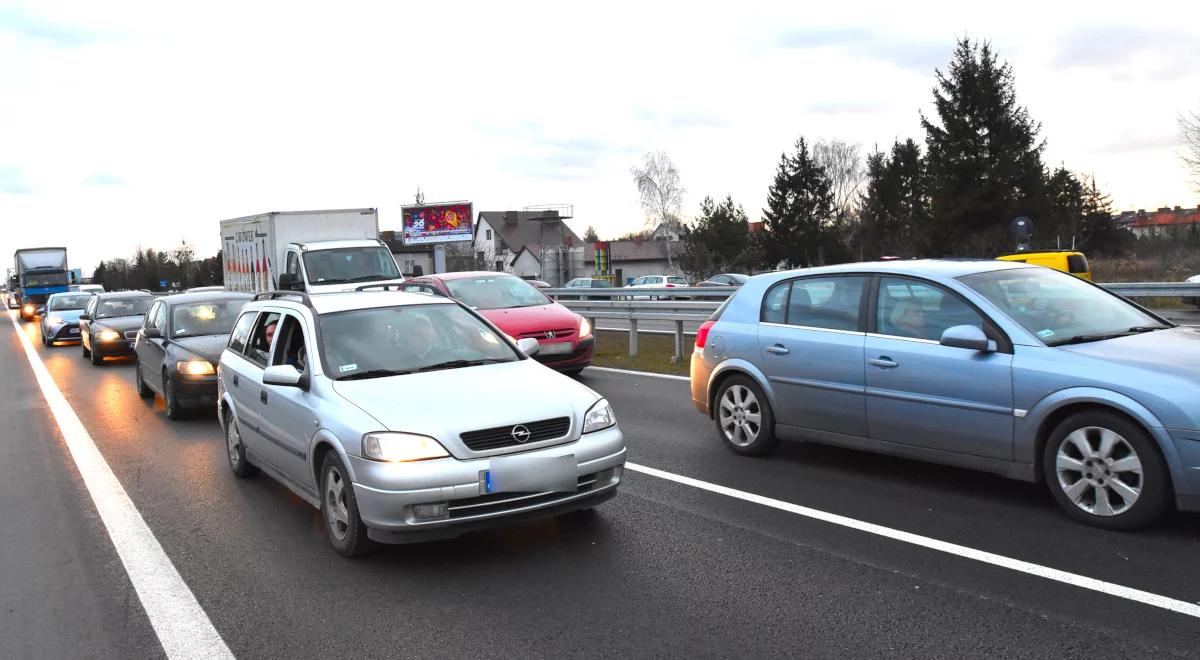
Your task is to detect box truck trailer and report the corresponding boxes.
[219,208,404,294]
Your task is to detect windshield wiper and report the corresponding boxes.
[336,368,412,381]
[416,359,506,373]
[1126,325,1170,333]
[347,274,394,282]
[1048,326,1168,346]
[311,278,351,285]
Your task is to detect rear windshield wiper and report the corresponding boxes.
[416,359,507,373]
[336,368,412,381]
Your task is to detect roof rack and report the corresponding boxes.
[253,290,316,310]
[353,283,406,292]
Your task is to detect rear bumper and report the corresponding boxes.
[690,349,712,415]
[350,426,625,540]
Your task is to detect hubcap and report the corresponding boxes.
[226,423,240,466]
[718,385,763,447]
[325,467,350,541]
[1055,426,1143,517]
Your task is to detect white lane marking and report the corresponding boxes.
[586,366,689,382]
[626,461,1200,620]
[8,312,234,658]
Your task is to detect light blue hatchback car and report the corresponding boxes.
[690,260,1200,529]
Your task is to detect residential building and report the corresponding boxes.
[584,238,685,285]
[473,210,585,283]
[1116,206,1200,237]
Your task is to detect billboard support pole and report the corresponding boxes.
[433,245,447,274]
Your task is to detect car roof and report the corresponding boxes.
[425,271,521,282]
[158,291,254,306]
[249,290,456,315]
[93,291,154,300]
[756,259,1031,281]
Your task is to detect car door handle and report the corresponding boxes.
[869,357,899,369]
[260,390,268,405]
[232,374,239,387]
[766,344,790,355]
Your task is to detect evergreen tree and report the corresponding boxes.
[679,195,752,280]
[921,38,1047,256]
[859,139,929,258]
[583,226,600,242]
[761,137,835,268]
[1045,167,1085,249]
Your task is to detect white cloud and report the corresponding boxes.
[1,0,1199,273]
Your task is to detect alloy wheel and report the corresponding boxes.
[226,422,241,467]
[719,384,763,447]
[1055,426,1143,517]
[325,467,350,541]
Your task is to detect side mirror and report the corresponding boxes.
[278,273,300,291]
[79,314,91,321]
[411,265,424,277]
[940,325,996,352]
[263,364,303,387]
[143,327,162,339]
[516,337,541,356]
[37,307,45,316]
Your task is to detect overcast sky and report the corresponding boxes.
[2,0,1199,273]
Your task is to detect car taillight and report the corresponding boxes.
[665,283,676,288]
[695,320,716,349]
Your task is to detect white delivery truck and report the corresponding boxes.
[220,208,405,294]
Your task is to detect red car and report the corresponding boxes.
[402,272,593,375]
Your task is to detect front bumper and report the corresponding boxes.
[350,425,625,542]
[534,336,594,370]
[45,323,81,342]
[172,374,219,406]
[93,336,137,357]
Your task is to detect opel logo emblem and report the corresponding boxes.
[544,330,555,339]
[511,425,531,443]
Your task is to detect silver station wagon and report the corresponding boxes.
[691,260,1200,530]
[218,290,625,556]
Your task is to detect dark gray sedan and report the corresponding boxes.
[133,291,252,419]
[81,292,154,364]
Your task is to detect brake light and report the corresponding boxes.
[695,320,716,349]
[665,283,676,287]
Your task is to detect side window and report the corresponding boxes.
[877,277,983,341]
[153,303,168,333]
[228,311,258,354]
[246,312,282,366]
[285,252,301,277]
[787,276,866,331]
[632,277,646,286]
[668,276,688,286]
[271,314,310,372]
[762,282,789,324]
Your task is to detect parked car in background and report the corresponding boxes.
[186,285,225,293]
[38,292,93,346]
[696,273,749,287]
[81,291,154,365]
[626,275,689,299]
[218,290,625,556]
[691,259,1200,530]
[402,272,594,375]
[1185,274,1200,308]
[560,277,612,300]
[133,291,252,419]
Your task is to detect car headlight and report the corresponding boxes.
[583,399,616,433]
[361,432,449,462]
[22,304,35,315]
[177,360,216,376]
[578,316,592,338]
[96,329,122,342]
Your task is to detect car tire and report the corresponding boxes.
[41,330,49,347]
[320,453,374,558]
[134,360,154,398]
[713,375,778,456]
[225,417,259,479]
[1043,411,1172,530]
[162,373,185,420]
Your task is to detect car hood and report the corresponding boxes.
[170,334,230,362]
[1059,327,1200,380]
[331,359,601,457]
[93,315,145,332]
[476,303,580,336]
[47,310,84,323]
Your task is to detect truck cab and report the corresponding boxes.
[277,239,406,294]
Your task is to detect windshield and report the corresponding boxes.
[320,304,520,379]
[444,275,551,309]
[959,267,1166,346]
[96,297,152,319]
[169,299,248,338]
[24,272,68,288]
[303,246,400,285]
[48,294,91,310]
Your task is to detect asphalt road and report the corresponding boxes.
[4,312,1200,658]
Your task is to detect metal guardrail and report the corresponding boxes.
[545,282,1200,360]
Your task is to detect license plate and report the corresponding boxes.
[483,454,576,493]
[540,342,572,355]
[68,328,79,334]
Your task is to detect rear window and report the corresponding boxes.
[668,277,688,285]
[1067,254,1089,274]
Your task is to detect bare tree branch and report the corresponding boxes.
[631,151,685,270]
[1182,110,1200,191]
[811,139,866,223]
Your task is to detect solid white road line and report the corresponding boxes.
[626,461,1200,620]
[9,313,234,659]
[586,366,690,382]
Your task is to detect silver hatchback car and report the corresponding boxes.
[218,290,625,556]
[691,260,1200,530]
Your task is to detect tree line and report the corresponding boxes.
[92,244,224,291]
[670,38,1143,282]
